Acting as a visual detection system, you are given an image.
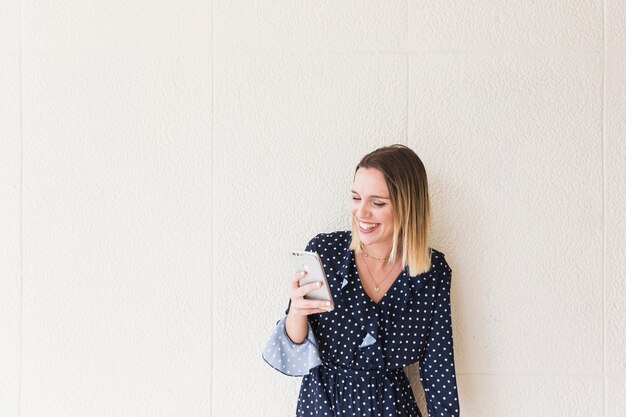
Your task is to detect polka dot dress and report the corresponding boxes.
[283,231,460,417]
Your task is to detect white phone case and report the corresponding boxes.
[289,250,334,305]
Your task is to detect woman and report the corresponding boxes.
[262,144,460,417]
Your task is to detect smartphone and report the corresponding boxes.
[289,250,334,305]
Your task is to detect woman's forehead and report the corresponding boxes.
[352,168,389,198]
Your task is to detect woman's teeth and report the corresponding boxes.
[359,222,379,230]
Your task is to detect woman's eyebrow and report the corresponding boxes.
[350,190,390,199]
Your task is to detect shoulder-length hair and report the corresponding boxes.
[349,144,432,276]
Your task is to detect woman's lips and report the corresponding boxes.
[358,221,380,234]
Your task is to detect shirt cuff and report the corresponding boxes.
[262,315,322,377]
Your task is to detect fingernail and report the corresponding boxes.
[326,301,331,306]
[300,271,306,276]
[317,282,322,287]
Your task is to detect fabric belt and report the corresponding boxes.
[320,360,403,379]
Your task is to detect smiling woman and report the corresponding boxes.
[262,144,460,417]
[350,167,404,302]
[351,167,395,250]
[349,145,432,278]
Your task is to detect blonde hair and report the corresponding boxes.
[349,144,432,276]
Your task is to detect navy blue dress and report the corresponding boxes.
[268,230,460,417]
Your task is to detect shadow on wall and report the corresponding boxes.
[405,173,485,415]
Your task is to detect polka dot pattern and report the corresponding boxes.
[265,231,460,417]
[261,314,323,377]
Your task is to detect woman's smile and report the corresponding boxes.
[350,167,395,252]
[358,220,380,232]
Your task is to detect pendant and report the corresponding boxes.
[374,286,380,291]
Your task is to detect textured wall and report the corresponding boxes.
[0,1,624,417]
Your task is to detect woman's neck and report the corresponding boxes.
[360,241,392,261]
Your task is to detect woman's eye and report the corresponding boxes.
[373,202,385,207]
[351,197,361,201]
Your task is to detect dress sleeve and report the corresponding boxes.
[261,315,322,377]
[261,234,322,377]
[419,256,461,417]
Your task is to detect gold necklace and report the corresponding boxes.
[359,244,389,263]
[361,252,396,292]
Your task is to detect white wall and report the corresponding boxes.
[0,1,624,416]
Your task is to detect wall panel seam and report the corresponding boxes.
[210,0,215,416]
[601,0,607,416]
[18,0,24,415]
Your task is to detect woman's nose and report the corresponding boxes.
[355,202,369,219]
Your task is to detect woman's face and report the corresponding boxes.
[350,167,395,249]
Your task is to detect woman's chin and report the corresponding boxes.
[359,231,393,248]
[358,232,380,246]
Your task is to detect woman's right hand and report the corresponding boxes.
[288,271,334,316]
